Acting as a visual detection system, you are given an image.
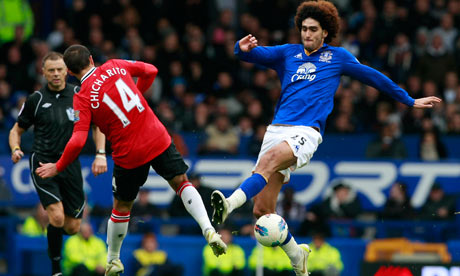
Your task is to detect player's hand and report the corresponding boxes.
[239,34,258,52]
[36,162,59,179]
[11,149,24,164]
[413,96,442,108]
[92,156,107,176]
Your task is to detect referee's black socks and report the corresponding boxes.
[47,224,63,274]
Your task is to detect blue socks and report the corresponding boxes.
[239,173,267,199]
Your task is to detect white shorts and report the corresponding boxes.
[253,124,323,183]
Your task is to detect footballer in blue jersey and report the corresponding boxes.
[211,1,441,275]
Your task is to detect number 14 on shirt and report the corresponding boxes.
[102,78,145,127]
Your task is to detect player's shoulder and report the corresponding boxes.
[276,43,303,53]
[106,59,138,66]
[21,90,44,109]
[65,83,80,94]
[27,90,44,102]
[325,45,353,57]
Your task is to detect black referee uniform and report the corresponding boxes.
[18,83,85,219]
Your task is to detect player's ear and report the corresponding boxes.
[89,55,95,66]
[67,69,75,76]
[323,29,328,38]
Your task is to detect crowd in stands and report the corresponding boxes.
[0,0,459,157]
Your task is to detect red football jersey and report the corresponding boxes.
[74,59,171,168]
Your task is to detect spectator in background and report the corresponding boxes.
[248,124,266,156]
[307,232,343,276]
[46,19,67,50]
[387,33,412,83]
[416,32,457,86]
[447,112,460,134]
[432,13,458,53]
[419,130,447,161]
[248,244,292,276]
[203,228,246,276]
[199,114,239,155]
[62,222,107,276]
[192,103,211,133]
[443,71,458,104]
[276,187,306,223]
[132,232,183,276]
[166,125,189,157]
[321,182,362,220]
[366,123,407,159]
[0,0,33,44]
[21,203,48,237]
[420,183,456,220]
[130,189,163,233]
[300,181,362,237]
[381,182,415,220]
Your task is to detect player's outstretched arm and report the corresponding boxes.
[36,162,58,178]
[413,96,442,109]
[136,63,158,94]
[36,130,88,178]
[239,34,258,52]
[91,125,107,177]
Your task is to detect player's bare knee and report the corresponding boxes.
[168,174,188,192]
[49,213,65,227]
[64,224,80,235]
[113,200,133,213]
[257,154,278,175]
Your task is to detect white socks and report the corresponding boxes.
[227,188,247,214]
[106,209,130,263]
[178,182,213,235]
[281,236,303,265]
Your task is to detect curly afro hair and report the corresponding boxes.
[295,0,340,44]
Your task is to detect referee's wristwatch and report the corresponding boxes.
[96,149,106,155]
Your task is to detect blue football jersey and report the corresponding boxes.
[235,42,414,135]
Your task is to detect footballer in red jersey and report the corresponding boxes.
[68,58,171,170]
[36,45,227,275]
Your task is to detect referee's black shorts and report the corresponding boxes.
[30,153,85,218]
[112,142,189,202]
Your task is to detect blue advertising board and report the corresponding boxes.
[1,156,459,210]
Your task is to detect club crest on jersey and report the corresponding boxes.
[73,109,80,122]
[291,62,316,82]
[319,51,333,63]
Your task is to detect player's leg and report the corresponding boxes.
[30,153,66,276]
[212,140,295,224]
[45,202,65,276]
[168,173,227,256]
[253,173,310,276]
[48,159,86,276]
[107,198,133,263]
[213,125,322,225]
[63,216,81,235]
[252,172,284,218]
[59,160,85,236]
[152,143,227,256]
[106,163,149,275]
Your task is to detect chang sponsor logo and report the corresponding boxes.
[291,62,316,82]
